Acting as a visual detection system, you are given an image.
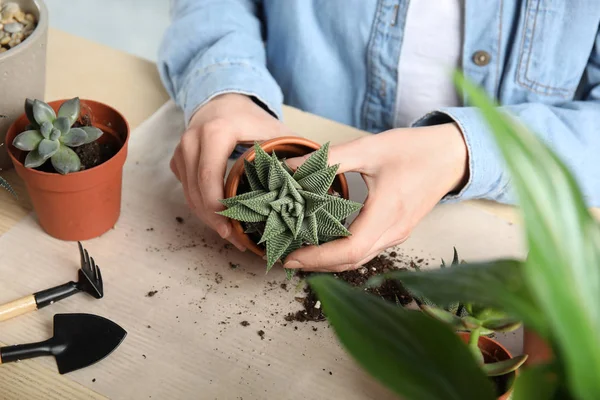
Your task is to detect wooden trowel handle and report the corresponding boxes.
[0,295,37,322]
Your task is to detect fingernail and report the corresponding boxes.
[218,225,230,239]
[284,260,301,269]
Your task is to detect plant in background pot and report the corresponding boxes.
[5,97,129,241]
[306,72,600,400]
[220,140,362,278]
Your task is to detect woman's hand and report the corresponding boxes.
[170,94,293,251]
[283,123,469,272]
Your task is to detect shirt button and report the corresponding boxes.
[472,51,491,66]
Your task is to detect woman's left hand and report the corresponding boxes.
[283,123,469,272]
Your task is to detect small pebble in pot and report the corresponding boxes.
[0,3,19,22]
[0,36,10,45]
[14,11,25,23]
[3,22,23,34]
[25,13,35,22]
[0,47,7,53]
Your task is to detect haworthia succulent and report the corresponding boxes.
[218,142,363,274]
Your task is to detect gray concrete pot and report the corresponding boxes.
[0,0,48,170]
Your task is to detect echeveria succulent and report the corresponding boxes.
[218,142,362,274]
[411,249,527,376]
[12,98,103,174]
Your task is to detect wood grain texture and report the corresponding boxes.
[0,294,37,322]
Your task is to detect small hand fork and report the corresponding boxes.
[0,242,104,322]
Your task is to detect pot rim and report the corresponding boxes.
[0,0,49,61]
[5,98,130,178]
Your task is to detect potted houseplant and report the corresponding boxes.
[0,0,48,169]
[220,139,362,277]
[306,72,600,399]
[5,97,130,240]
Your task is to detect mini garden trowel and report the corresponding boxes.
[0,313,126,374]
[0,242,103,322]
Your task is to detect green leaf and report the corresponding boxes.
[219,190,265,208]
[298,214,319,245]
[285,176,304,203]
[285,268,296,280]
[268,152,287,191]
[57,97,80,126]
[293,142,330,180]
[374,260,546,335]
[32,100,56,125]
[24,149,47,168]
[253,142,271,188]
[259,211,287,244]
[308,275,496,400]
[322,196,363,220]
[59,128,88,147]
[40,121,52,139]
[480,317,522,332]
[280,237,303,264]
[37,139,60,159]
[482,355,528,377]
[24,98,37,127]
[53,116,71,135]
[49,128,61,141]
[239,190,278,216]
[300,191,330,215]
[512,364,558,400]
[81,126,103,144]
[456,71,600,397]
[269,196,293,213]
[12,129,43,151]
[0,177,17,198]
[297,164,339,195]
[51,145,81,174]
[421,305,466,330]
[217,204,268,222]
[244,159,264,191]
[266,231,294,272]
[315,209,351,238]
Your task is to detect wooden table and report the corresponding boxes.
[0,29,597,400]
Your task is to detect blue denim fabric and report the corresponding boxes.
[158,0,600,206]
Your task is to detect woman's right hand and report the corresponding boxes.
[170,93,293,251]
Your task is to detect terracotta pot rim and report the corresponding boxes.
[5,98,130,178]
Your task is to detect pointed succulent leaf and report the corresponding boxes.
[293,211,304,239]
[322,196,363,220]
[281,237,303,263]
[421,305,466,330]
[24,98,37,127]
[300,191,330,215]
[57,97,80,126]
[219,190,265,208]
[253,142,271,188]
[315,209,351,238]
[259,211,287,244]
[268,152,287,191]
[282,160,294,175]
[244,159,264,191]
[281,212,299,237]
[266,231,294,272]
[239,190,278,216]
[40,121,52,139]
[297,164,339,195]
[293,142,330,180]
[53,116,71,135]
[0,177,16,198]
[81,126,103,144]
[12,129,43,151]
[285,268,296,280]
[32,99,56,125]
[270,196,293,213]
[481,317,522,332]
[38,138,60,159]
[24,149,47,168]
[286,176,304,203]
[51,145,81,174]
[482,355,528,377]
[217,203,268,222]
[299,214,319,245]
[452,247,459,265]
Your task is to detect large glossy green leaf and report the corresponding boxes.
[455,72,600,398]
[308,275,496,400]
[371,260,546,335]
[512,363,558,400]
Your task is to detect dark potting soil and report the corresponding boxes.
[284,255,412,323]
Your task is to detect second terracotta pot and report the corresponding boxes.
[224,136,350,257]
[5,99,129,241]
[457,332,516,400]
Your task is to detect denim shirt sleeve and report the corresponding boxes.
[156,0,283,125]
[414,30,600,208]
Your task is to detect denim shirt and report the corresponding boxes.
[158,0,600,207]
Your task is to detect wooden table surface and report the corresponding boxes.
[0,28,597,400]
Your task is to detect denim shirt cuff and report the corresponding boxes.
[179,61,284,126]
[412,107,511,203]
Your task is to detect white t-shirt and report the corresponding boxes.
[394,0,464,128]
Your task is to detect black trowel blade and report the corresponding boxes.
[52,313,127,374]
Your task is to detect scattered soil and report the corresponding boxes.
[257,330,265,340]
[176,216,184,224]
[146,290,158,297]
[285,255,412,323]
[240,321,250,327]
[229,262,240,269]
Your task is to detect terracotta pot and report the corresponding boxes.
[5,99,129,241]
[457,332,516,400]
[224,136,350,257]
[0,0,49,170]
[523,328,552,366]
